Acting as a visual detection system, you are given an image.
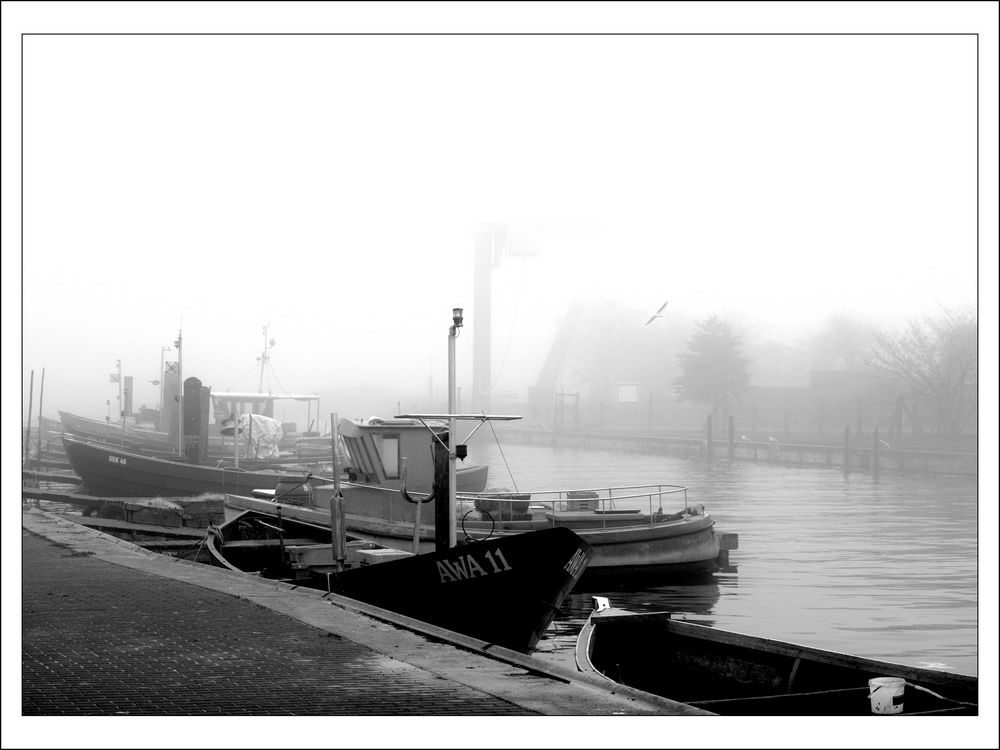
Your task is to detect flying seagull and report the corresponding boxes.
[645,300,669,326]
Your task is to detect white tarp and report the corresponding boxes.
[239,413,283,458]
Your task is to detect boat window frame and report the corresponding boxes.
[373,433,401,479]
[342,434,387,483]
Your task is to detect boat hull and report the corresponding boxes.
[577,608,978,715]
[196,508,591,653]
[62,435,318,497]
[60,411,177,453]
[329,526,591,652]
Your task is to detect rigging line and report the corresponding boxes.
[484,411,518,493]
[266,362,293,399]
[225,360,263,392]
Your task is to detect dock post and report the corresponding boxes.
[35,368,45,470]
[24,370,34,466]
[728,416,735,460]
[705,415,713,462]
[873,427,881,479]
[843,426,850,474]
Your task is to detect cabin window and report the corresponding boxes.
[343,435,386,481]
[377,435,401,478]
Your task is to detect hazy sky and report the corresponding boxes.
[4,3,998,747]
[10,21,989,427]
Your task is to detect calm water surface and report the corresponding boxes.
[471,440,979,676]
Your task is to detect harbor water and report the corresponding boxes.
[470,439,979,677]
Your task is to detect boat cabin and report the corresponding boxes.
[337,417,446,489]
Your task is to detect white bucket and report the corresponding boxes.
[868,677,906,714]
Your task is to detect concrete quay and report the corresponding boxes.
[19,508,703,719]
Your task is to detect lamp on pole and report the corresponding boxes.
[447,307,463,549]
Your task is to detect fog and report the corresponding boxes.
[11,28,986,433]
[4,5,998,748]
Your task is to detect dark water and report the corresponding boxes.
[471,440,979,677]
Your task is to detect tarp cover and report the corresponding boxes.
[239,413,283,458]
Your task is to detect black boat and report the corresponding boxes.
[576,598,977,715]
[61,434,325,498]
[196,508,592,653]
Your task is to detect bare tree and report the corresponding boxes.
[865,307,977,436]
[809,313,875,370]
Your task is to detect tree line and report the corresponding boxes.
[560,304,977,438]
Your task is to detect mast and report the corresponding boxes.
[175,329,183,456]
[258,324,272,394]
[116,359,123,423]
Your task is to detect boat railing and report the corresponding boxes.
[294,480,692,531]
[461,484,691,529]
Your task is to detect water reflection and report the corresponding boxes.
[473,440,978,676]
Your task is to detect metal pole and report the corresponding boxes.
[329,413,345,571]
[258,325,268,393]
[448,322,458,549]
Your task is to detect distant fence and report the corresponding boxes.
[498,429,977,477]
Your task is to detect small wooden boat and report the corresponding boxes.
[190,508,593,653]
[59,410,177,453]
[61,434,325,497]
[575,598,978,716]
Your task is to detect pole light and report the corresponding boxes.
[447,307,464,548]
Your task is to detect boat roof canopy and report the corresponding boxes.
[394,413,522,421]
[212,392,319,402]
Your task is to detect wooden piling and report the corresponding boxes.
[843,426,850,474]
[35,368,45,469]
[728,415,735,460]
[705,415,713,462]
[873,427,881,479]
[25,370,34,465]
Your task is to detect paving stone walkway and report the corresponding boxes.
[21,531,529,716]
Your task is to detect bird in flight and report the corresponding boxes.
[645,300,669,326]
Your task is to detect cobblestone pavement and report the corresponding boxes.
[21,531,530,716]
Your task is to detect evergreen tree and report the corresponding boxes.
[673,315,752,421]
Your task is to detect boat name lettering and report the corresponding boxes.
[108,455,127,466]
[437,548,512,583]
[563,548,586,578]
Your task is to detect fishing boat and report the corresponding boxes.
[60,427,488,498]
[61,434,327,497]
[575,598,978,716]
[186,507,592,653]
[59,410,177,454]
[225,414,737,585]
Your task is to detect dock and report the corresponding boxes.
[19,507,704,722]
